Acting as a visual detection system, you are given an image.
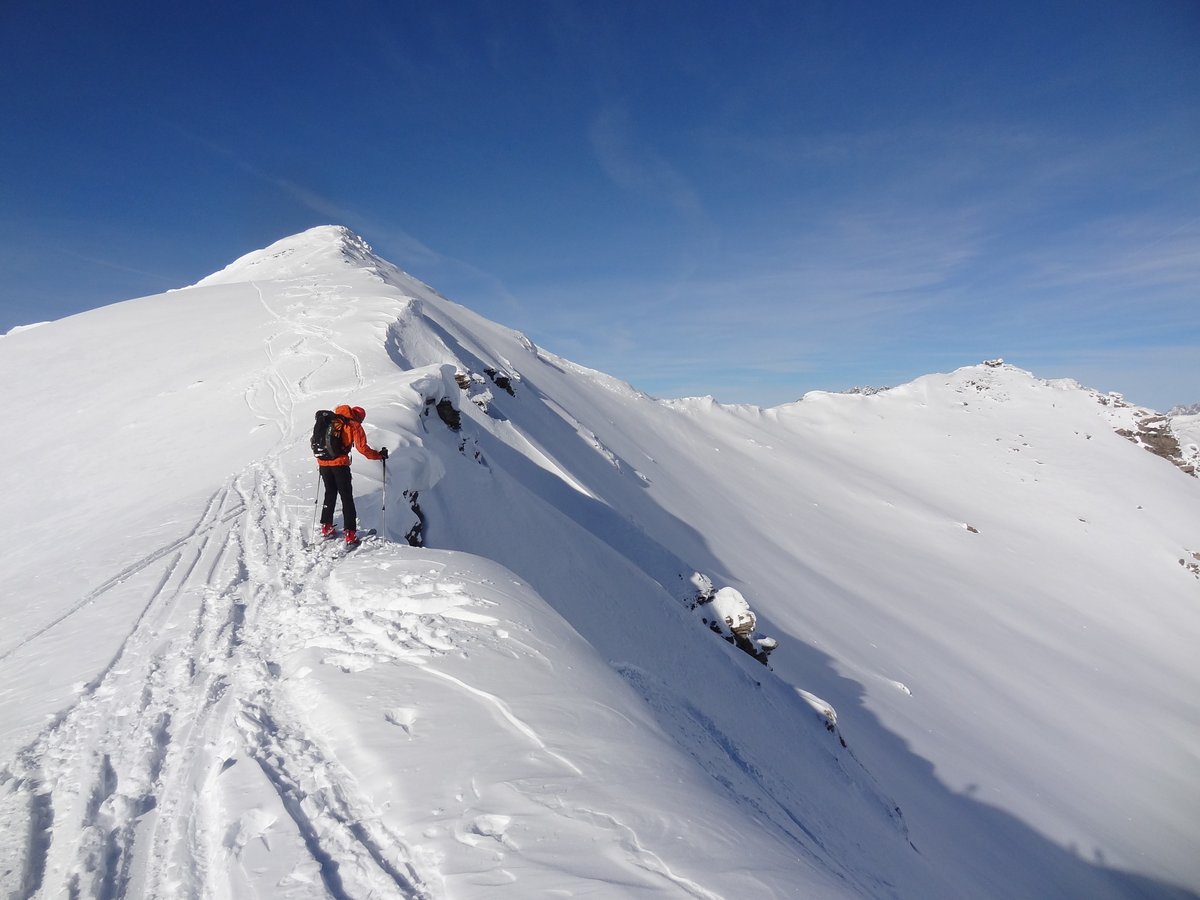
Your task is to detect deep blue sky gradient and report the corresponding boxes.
[2,0,1197,408]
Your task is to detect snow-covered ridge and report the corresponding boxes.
[192,224,400,287]
[788,360,1199,478]
[1,321,50,338]
[2,227,1198,899]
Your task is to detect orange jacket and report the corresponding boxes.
[317,405,384,467]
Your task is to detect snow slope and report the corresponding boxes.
[1,226,1197,899]
[1171,412,1200,472]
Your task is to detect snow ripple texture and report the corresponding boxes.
[0,457,801,898]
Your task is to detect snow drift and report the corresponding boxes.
[1,226,1197,899]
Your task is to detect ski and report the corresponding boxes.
[310,527,342,548]
[340,528,379,554]
[311,527,378,552]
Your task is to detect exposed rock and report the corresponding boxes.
[1116,412,1190,474]
[1095,392,1132,408]
[687,573,776,666]
[435,399,461,431]
[403,490,426,547]
[456,370,511,414]
[485,367,516,396]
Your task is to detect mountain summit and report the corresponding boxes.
[194,224,397,287]
[1,228,1197,899]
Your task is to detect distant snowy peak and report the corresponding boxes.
[184,229,1200,484]
[192,225,397,287]
[912,364,1197,475]
[768,360,1199,478]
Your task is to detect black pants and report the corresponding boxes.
[319,465,357,532]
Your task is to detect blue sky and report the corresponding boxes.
[2,1,1197,409]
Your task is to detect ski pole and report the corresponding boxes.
[381,456,388,537]
[311,466,321,540]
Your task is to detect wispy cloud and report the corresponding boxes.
[588,107,709,223]
[512,153,1197,407]
[57,249,178,285]
[174,125,527,311]
[172,114,1195,409]
[1015,214,1200,294]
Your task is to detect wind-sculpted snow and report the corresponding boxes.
[1,226,1198,899]
[0,455,877,898]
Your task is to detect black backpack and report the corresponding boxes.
[311,410,350,460]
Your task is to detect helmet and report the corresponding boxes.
[350,406,366,422]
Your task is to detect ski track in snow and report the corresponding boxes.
[0,485,243,666]
[0,278,432,898]
[246,280,368,444]
[0,279,713,900]
[0,455,715,899]
[0,455,437,898]
[0,474,250,898]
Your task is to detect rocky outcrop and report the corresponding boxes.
[454,368,516,417]
[435,399,461,431]
[1116,413,1194,475]
[485,368,516,396]
[402,490,425,547]
[687,573,777,666]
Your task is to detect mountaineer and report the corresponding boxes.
[312,404,388,546]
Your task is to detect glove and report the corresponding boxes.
[379,447,389,460]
